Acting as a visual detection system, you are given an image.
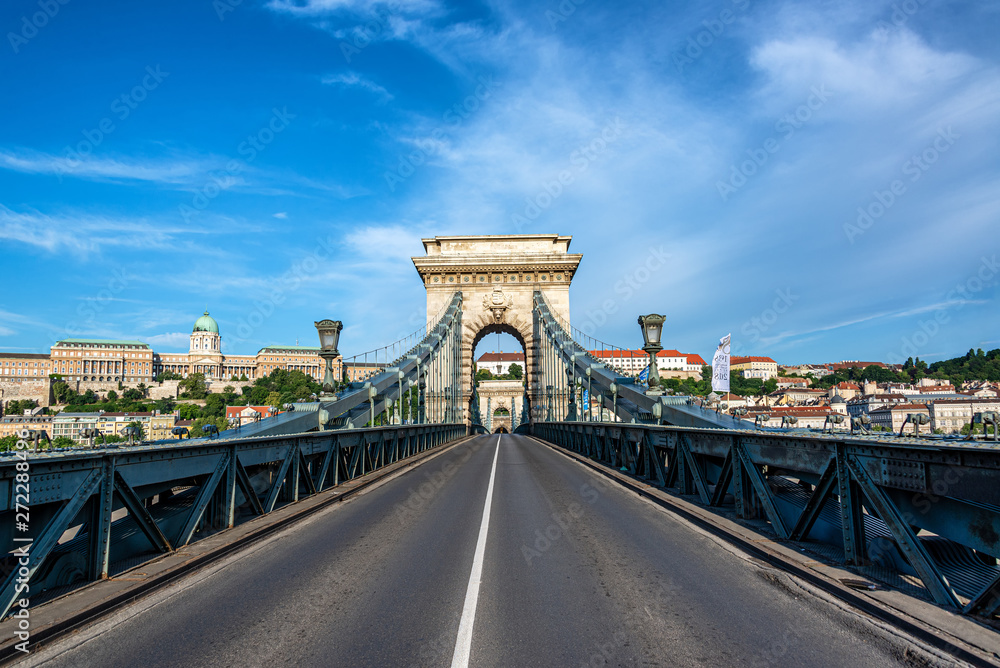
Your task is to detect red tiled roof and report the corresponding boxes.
[476,352,525,363]
[829,361,886,370]
[686,354,707,366]
[834,382,860,389]
[588,349,686,359]
[731,356,777,364]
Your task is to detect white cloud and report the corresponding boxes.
[273,211,288,219]
[322,71,393,100]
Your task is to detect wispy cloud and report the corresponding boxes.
[0,148,212,186]
[322,71,393,101]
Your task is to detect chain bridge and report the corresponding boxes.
[1,234,999,665]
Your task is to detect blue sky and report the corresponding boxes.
[1,0,998,364]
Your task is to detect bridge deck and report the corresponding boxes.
[26,435,963,667]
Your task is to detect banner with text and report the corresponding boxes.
[712,333,731,393]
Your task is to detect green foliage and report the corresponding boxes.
[475,369,493,382]
[177,403,201,420]
[0,435,18,451]
[507,363,523,380]
[247,369,320,406]
[179,373,208,399]
[52,380,71,404]
[928,348,1000,383]
[52,436,75,448]
[2,399,39,416]
[106,390,118,402]
[122,388,143,402]
[155,371,183,382]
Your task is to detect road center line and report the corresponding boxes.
[450,435,501,668]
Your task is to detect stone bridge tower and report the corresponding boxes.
[412,235,582,424]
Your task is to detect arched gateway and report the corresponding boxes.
[412,235,582,425]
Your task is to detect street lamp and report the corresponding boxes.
[585,366,593,421]
[314,319,343,396]
[609,382,618,422]
[638,314,665,395]
[566,364,576,421]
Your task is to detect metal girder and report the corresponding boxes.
[845,455,962,608]
[965,572,1000,616]
[315,438,338,492]
[235,459,264,517]
[88,457,116,580]
[264,443,298,514]
[224,445,238,529]
[735,443,789,540]
[836,444,866,565]
[298,449,317,497]
[0,469,103,618]
[678,435,711,505]
[710,447,733,508]
[176,452,231,547]
[113,470,171,553]
[789,457,837,542]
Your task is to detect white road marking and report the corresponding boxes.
[450,435,501,668]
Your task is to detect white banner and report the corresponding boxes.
[712,333,731,393]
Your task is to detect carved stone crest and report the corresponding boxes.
[483,286,514,323]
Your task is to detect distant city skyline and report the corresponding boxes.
[1,0,998,364]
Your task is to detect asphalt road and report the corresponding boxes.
[25,435,946,667]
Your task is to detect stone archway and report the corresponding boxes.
[412,235,582,424]
[476,378,525,430]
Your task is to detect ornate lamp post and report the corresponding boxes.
[314,319,343,397]
[418,370,427,424]
[566,364,575,421]
[637,314,665,396]
[609,382,618,422]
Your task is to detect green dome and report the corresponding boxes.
[193,311,219,334]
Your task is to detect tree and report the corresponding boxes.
[476,369,493,382]
[52,380,71,404]
[178,403,201,420]
[52,436,75,449]
[122,388,143,402]
[125,421,145,441]
[179,373,208,399]
[155,371,183,382]
[106,390,118,402]
[507,363,523,380]
[203,394,226,418]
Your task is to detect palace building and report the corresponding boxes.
[46,311,342,386]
